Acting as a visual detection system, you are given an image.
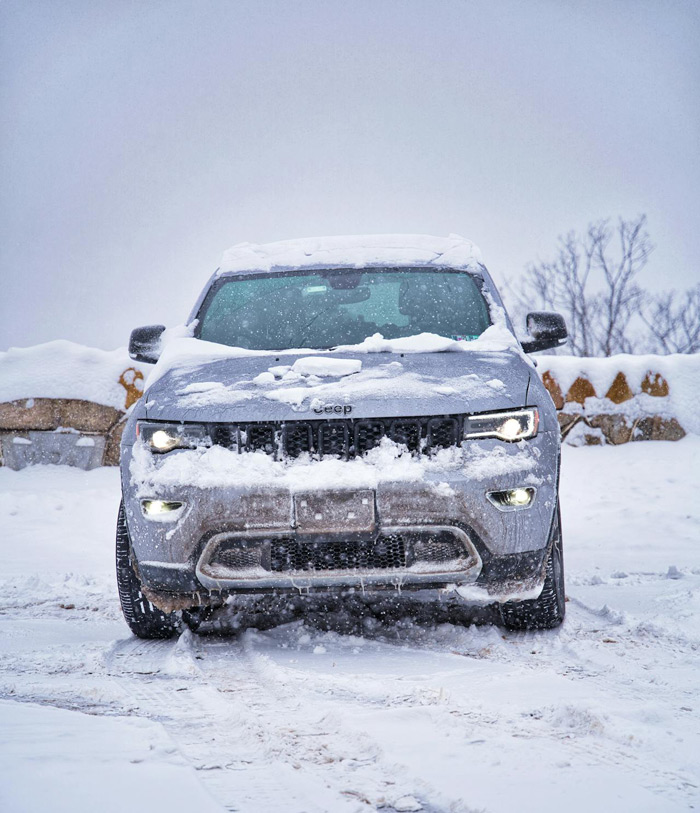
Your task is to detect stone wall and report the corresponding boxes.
[0,398,128,468]
[539,366,686,446]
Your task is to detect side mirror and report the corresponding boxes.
[129,325,165,364]
[521,312,567,354]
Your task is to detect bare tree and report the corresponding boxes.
[641,284,700,354]
[515,216,653,356]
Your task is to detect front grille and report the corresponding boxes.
[270,536,407,573]
[208,415,462,459]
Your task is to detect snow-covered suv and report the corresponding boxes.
[117,234,568,638]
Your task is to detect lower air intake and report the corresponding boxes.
[210,543,263,570]
[270,536,407,573]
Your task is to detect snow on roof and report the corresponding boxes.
[219,233,483,275]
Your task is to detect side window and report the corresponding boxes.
[199,283,244,344]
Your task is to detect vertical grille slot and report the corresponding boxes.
[318,422,349,457]
[427,417,458,449]
[244,424,276,453]
[354,420,385,455]
[209,424,238,449]
[389,420,422,452]
[283,423,313,457]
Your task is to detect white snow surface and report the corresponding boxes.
[290,356,362,377]
[264,363,507,412]
[0,341,151,411]
[130,437,537,496]
[539,352,700,434]
[2,439,700,811]
[145,325,519,394]
[0,700,222,813]
[219,233,483,275]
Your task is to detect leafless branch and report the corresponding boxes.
[640,284,700,354]
[515,215,658,356]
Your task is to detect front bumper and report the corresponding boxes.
[121,432,559,606]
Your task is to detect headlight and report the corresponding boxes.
[137,421,210,453]
[463,408,539,442]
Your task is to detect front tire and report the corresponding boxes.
[116,501,180,639]
[500,505,565,631]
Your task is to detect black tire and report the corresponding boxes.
[116,501,180,639]
[500,505,565,631]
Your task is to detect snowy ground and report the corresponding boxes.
[1,440,699,812]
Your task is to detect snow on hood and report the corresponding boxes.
[142,326,529,423]
[289,357,362,378]
[219,233,483,275]
[146,325,520,388]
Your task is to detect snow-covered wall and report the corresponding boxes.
[0,341,151,411]
[0,342,152,469]
[537,353,700,441]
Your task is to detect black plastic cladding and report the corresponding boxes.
[207,416,462,459]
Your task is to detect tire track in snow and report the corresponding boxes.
[1,605,696,811]
[513,602,700,804]
[1,570,697,811]
[180,630,442,813]
[104,633,356,812]
[101,630,439,813]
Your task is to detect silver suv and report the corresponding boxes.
[117,235,567,638]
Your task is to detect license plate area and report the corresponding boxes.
[294,490,376,534]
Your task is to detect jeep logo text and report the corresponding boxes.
[313,403,353,415]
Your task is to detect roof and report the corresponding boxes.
[218,233,483,275]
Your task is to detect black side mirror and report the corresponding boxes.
[129,325,166,364]
[521,312,567,354]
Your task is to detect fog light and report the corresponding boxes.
[486,487,535,511]
[507,488,532,506]
[142,499,184,516]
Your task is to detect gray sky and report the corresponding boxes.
[1,0,698,350]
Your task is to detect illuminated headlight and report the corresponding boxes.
[463,408,539,442]
[487,487,536,511]
[141,499,184,517]
[137,421,209,453]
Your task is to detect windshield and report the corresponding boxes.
[196,267,492,351]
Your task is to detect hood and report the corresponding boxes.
[143,342,533,423]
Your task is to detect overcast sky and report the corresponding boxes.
[1,0,698,350]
